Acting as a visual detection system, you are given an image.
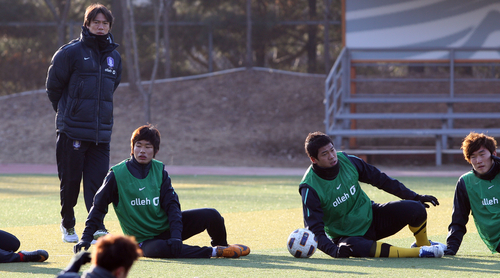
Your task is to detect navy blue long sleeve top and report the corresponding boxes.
[81,156,183,243]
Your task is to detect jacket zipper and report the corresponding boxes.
[72,81,84,116]
[96,50,101,144]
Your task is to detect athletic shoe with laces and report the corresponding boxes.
[18,250,49,262]
[91,229,109,245]
[61,224,79,243]
[410,240,447,252]
[419,245,444,258]
[229,244,250,256]
[215,245,243,258]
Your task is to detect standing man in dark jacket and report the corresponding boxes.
[299,131,445,258]
[46,3,122,244]
[446,132,500,255]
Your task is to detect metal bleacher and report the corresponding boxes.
[325,47,500,165]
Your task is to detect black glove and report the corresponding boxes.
[444,249,456,256]
[64,251,91,273]
[336,242,353,258]
[73,241,91,254]
[414,194,439,208]
[167,238,183,257]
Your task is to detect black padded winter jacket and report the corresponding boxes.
[46,26,122,143]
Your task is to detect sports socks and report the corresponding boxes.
[409,221,430,247]
[370,242,420,258]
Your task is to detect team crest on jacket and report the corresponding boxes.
[105,57,116,74]
[107,57,114,68]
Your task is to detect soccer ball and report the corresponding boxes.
[287,228,318,258]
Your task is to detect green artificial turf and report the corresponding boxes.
[0,174,498,277]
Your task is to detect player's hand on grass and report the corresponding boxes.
[167,238,183,257]
[64,251,91,273]
[74,240,91,254]
[336,242,353,258]
[444,249,456,255]
[414,194,439,208]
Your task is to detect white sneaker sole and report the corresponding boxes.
[62,237,79,243]
[61,225,79,243]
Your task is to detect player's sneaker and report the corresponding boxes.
[215,245,243,258]
[410,240,447,251]
[91,229,109,245]
[61,224,79,243]
[419,245,444,258]
[229,244,250,256]
[18,250,49,262]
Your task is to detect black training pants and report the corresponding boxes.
[57,132,109,230]
[140,208,229,258]
[333,200,427,257]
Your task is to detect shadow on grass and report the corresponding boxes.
[305,255,500,274]
[139,253,500,275]
[438,255,500,274]
[349,255,500,274]
[141,254,368,275]
[0,261,62,276]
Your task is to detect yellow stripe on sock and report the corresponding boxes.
[409,221,430,247]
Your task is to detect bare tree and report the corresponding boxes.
[246,0,252,68]
[323,0,332,73]
[307,0,318,73]
[121,0,164,124]
[43,0,72,47]
[162,0,173,78]
[145,0,164,122]
[121,0,137,93]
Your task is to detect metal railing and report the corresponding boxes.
[324,47,500,165]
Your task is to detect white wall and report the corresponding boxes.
[346,0,500,60]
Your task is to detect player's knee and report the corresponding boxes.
[409,200,427,225]
[204,208,224,221]
[141,240,170,258]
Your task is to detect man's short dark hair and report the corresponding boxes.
[305,131,334,159]
[130,124,161,157]
[84,3,114,29]
[92,234,142,274]
[461,132,497,163]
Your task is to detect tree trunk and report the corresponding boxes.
[144,0,164,123]
[120,0,139,93]
[323,0,332,73]
[307,0,317,73]
[44,0,71,47]
[162,0,172,78]
[111,0,124,46]
[121,0,163,124]
[246,0,252,68]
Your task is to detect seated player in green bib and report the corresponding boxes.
[446,132,500,255]
[299,131,445,258]
[74,125,249,258]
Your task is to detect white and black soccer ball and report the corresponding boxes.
[287,228,318,258]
